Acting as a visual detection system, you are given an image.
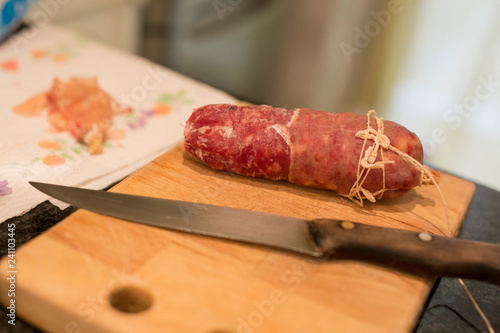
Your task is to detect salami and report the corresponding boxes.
[184,104,437,202]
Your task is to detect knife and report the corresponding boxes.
[30,181,500,285]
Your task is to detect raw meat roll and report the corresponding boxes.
[184,104,436,202]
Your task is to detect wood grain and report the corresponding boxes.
[0,144,475,333]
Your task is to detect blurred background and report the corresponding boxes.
[12,0,500,191]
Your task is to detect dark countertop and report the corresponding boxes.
[415,182,500,333]
[0,181,499,333]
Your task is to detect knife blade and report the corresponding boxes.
[30,181,500,285]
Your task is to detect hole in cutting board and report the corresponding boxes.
[109,285,153,313]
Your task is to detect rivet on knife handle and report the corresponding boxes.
[306,219,500,285]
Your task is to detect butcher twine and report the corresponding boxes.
[347,110,449,236]
[348,111,495,333]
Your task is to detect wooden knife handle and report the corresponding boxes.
[307,219,500,285]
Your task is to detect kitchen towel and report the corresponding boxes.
[0,24,238,223]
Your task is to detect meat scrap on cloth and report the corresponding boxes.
[14,77,131,155]
[184,104,439,203]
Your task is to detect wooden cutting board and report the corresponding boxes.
[0,144,475,333]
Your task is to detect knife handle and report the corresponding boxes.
[307,219,500,285]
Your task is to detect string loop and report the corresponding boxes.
[347,110,440,207]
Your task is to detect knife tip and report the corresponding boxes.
[29,181,50,192]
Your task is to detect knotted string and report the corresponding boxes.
[346,110,449,236]
[348,110,394,205]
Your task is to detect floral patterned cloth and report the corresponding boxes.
[0,24,237,222]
